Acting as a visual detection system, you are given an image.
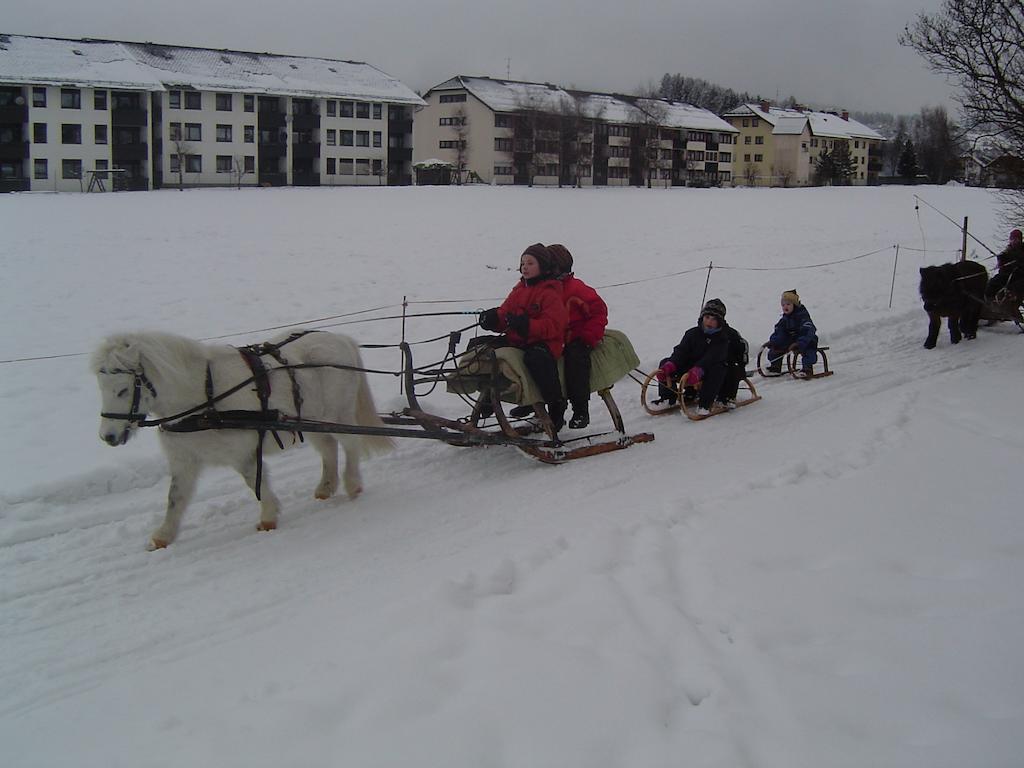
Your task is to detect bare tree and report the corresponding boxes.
[911,105,964,183]
[743,162,758,187]
[900,1,1024,217]
[630,99,669,188]
[231,156,252,189]
[170,139,193,190]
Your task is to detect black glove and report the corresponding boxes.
[478,308,500,331]
[506,313,529,337]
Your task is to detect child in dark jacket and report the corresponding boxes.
[765,290,818,378]
[656,298,744,415]
[547,244,608,429]
[478,243,569,431]
[985,228,1024,301]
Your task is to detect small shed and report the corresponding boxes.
[414,159,454,186]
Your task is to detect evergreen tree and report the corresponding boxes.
[898,140,919,180]
[813,148,835,185]
[831,141,856,184]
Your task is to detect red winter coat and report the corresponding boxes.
[561,273,608,348]
[497,277,568,357]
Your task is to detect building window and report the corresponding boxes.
[755,135,764,145]
[744,153,751,162]
[170,154,180,173]
[741,118,749,127]
[356,158,370,175]
[356,102,370,119]
[340,101,354,118]
[493,165,512,176]
[94,90,107,110]
[356,130,369,147]
[168,90,181,109]
[810,138,818,147]
[61,124,82,144]
[61,89,81,109]
[495,137,512,152]
[579,165,591,177]
[372,131,382,148]
[744,136,752,145]
[244,155,254,173]
[326,100,336,117]
[326,129,336,146]
[754,153,763,162]
[32,87,46,107]
[169,122,181,141]
[326,157,336,174]
[185,154,202,173]
[34,159,47,179]
[216,93,232,111]
[33,123,46,143]
[495,114,510,128]
[854,140,860,149]
[340,130,353,146]
[372,103,382,119]
[339,158,353,175]
[62,159,82,179]
[184,91,201,110]
[94,125,107,144]
[439,93,467,103]
[244,94,254,112]
[185,123,202,141]
[752,119,759,127]
[242,125,253,143]
[216,155,232,173]
[439,140,465,149]
[720,152,732,162]
[216,124,232,142]
[96,159,108,172]
[440,116,467,126]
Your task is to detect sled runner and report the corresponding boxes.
[639,368,761,420]
[755,345,834,379]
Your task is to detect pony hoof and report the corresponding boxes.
[314,487,334,500]
[257,521,277,532]
[148,538,169,551]
[347,486,363,500]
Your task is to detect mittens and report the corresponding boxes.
[506,313,529,337]
[684,366,703,387]
[478,308,500,331]
[656,360,677,383]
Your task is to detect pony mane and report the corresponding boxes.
[91,332,213,392]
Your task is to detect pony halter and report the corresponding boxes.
[99,366,157,425]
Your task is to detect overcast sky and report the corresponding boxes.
[7,0,955,115]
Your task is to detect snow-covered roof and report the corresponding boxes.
[432,76,734,132]
[724,103,884,142]
[0,34,424,104]
[772,115,809,136]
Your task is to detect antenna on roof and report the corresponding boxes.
[506,57,511,79]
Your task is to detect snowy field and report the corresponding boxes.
[1,184,1022,767]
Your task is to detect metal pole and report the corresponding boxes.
[399,295,408,395]
[889,245,900,309]
[961,216,968,262]
[700,261,713,309]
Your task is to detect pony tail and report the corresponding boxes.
[349,347,394,457]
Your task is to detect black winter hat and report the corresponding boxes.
[547,243,574,275]
[522,243,556,276]
[701,298,727,320]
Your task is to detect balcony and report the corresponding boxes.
[258,171,287,187]
[0,141,29,160]
[0,104,27,123]
[258,111,286,129]
[292,172,320,187]
[292,113,320,132]
[113,175,149,192]
[388,147,412,162]
[388,118,413,134]
[291,142,321,160]
[112,142,148,162]
[112,108,148,126]
[258,142,287,159]
[0,177,30,193]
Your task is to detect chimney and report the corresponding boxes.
[841,110,849,121]
[759,99,771,113]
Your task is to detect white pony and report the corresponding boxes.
[91,330,393,549]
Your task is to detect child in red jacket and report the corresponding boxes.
[478,243,569,431]
[547,244,608,429]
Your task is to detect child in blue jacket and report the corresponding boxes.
[765,290,818,378]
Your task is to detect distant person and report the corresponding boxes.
[478,243,568,431]
[764,290,818,378]
[985,228,1024,301]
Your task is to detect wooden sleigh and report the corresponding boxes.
[755,345,835,379]
[639,368,761,421]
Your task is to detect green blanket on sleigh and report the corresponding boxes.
[446,329,640,406]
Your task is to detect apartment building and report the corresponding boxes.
[0,34,423,192]
[414,76,738,187]
[722,101,885,186]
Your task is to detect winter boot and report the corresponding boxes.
[509,404,535,418]
[547,400,567,433]
[568,402,589,429]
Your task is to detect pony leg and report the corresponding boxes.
[237,457,281,531]
[924,312,941,348]
[340,437,364,499]
[948,315,962,344]
[150,459,199,550]
[309,434,339,499]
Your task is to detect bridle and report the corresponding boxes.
[99,366,157,426]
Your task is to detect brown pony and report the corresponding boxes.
[918,261,988,348]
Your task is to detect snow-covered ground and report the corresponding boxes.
[2,184,1022,767]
